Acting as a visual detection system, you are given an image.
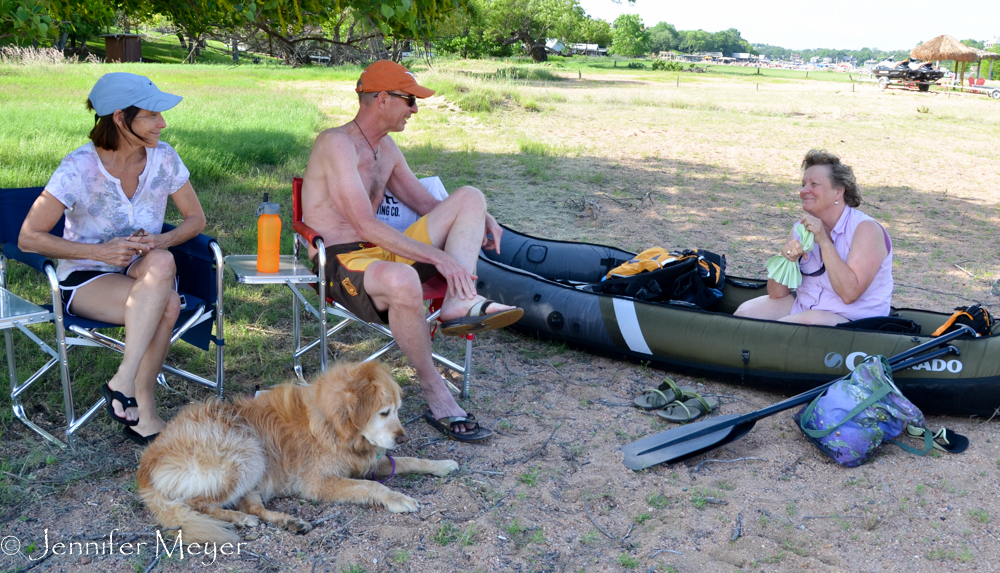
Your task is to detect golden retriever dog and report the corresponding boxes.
[137,361,459,545]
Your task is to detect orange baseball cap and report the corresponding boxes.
[355,60,435,98]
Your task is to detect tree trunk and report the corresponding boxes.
[529,43,547,63]
[232,37,239,62]
[177,33,188,51]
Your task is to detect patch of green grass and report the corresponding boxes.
[579,529,600,546]
[646,492,671,509]
[926,548,956,561]
[391,548,409,564]
[341,565,368,573]
[618,553,640,568]
[634,512,653,525]
[433,522,460,546]
[519,465,541,486]
[968,508,990,524]
[689,487,724,509]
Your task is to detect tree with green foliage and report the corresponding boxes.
[577,16,610,46]
[1,0,54,43]
[647,21,677,53]
[608,13,647,57]
[481,0,590,62]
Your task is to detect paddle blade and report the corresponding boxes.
[621,414,756,470]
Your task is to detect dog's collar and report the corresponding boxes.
[370,449,395,483]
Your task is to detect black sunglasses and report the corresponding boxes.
[384,92,417,107]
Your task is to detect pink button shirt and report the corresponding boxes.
[790,206,893,321]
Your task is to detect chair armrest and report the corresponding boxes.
[2,242,54,274]
[162,223,218,262]
[293,222,325,249]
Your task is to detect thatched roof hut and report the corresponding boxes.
[911,35,978,62]
[975,49,1000,61]
[975,49,1000,80]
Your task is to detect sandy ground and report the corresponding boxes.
[3,72,1000,573]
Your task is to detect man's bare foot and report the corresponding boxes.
[106,375,139,423]
[438,295,516,323]
[422,376,476,434]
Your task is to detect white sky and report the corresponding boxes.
[577,0,999,51]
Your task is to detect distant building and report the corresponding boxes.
[986,35,999,49]
[567,43,606,56]
[545,38,564,53]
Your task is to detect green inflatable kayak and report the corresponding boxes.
[477,226,1000,416]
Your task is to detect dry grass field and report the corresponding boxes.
[2,62,1000,573]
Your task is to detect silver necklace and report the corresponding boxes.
[352,120,379,161]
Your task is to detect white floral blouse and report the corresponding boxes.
[44,141,190,281]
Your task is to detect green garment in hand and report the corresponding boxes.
[766,223,815,289]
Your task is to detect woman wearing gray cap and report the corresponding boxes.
[18,72,206,446]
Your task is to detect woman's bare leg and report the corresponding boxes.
[779,310,848,326]
[733,294,795,320]
[69,250,178,434]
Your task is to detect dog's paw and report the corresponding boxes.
[282,517,313,535]
[234,515,260,529]
[383,492,421,513]
[431,460,459,476]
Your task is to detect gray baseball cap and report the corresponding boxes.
[88,72,182,117]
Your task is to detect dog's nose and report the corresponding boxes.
[395,432,408,446]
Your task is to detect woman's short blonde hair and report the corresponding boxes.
[802,149,862,207]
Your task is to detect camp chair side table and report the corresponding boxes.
[223,253,329,381]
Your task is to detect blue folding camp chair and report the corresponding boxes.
[0,186,225,449]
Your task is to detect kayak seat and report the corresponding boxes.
[835,315,921,334]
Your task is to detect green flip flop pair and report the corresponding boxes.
[656,390,719,423]
[633,377,696,410]
[634,378,719,422]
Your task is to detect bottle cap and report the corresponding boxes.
[256,192,280,216]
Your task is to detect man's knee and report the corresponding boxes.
[451,186,486,212]
[373,264,423,305]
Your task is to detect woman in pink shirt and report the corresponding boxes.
[735,150,893,325]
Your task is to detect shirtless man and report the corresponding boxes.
[301,61,523,441]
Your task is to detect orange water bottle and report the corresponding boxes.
[256,193,281,273]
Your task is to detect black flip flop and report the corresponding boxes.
[123,426,158,446]
[905,425,969,454]
[439,299,524,337]
[100,383,139,426]
[423,410,493,442]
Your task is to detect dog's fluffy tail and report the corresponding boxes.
[139,487,241,546]
[138,401,267,545]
